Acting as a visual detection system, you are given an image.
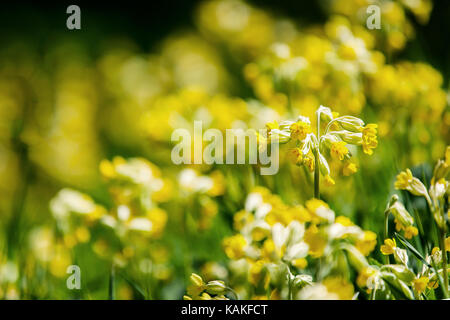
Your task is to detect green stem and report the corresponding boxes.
[314,151,320,199]
[286,263,293,300]
[314,110,320,199]
[438,228,449,298]
[384,210,390,265]
[426,197,448,298]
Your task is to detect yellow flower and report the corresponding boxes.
[380,238,396,255]
[357,267,377,288]
[147,208,168,238]
[222,234,247,260]
[186,273,206,299]
[343,162,358,176]
[304,224,327,258]
[292,258,308,269]
[288,147,303,165]
[290,121,311,141]
[413,277,429,294]
[404,226,418,239]
[394,168,429,197]
[303,153,315,172]
[445,237,450,252]
[324,174,335,186]
[208,170,226,197]
[356,231,377,256]
[361,124,378,155]
[99,159,116,179]
[306,198,329,213]
[265,120,279,132]
[75,227,90,243]
[289,205,312,223]
[394,168,414,190]
[323,277,354,300]
[233,210,253,231]
[248,260,269,287]
[330,141,349,161]
[338,44,357,60]
[251,226,270,242]
[336,216,353,226]
[199,292,212,300]
[261,239,277,261]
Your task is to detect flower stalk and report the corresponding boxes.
[314,109,320,199]
[438,227,449,297]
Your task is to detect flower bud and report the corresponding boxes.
[190,273,204,287]
[432,159,449,182]
[393,248,409,266]
[387,197,414,228]
[330,130,363,145]
[429,178,448,201]
[395,169,429,198]
[317,105,334,123]
[205,280,227,295]
[335,116,365,132]
[318,152,330,176]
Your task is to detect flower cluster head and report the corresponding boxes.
[267,105,377,186]
[183,273,231,300]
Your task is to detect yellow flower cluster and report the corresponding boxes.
[222,187,377,299]
[331,0,432,48]
[269,105,377,187]
[49,157,170,274]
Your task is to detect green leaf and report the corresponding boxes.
[395,232,431,268]
[381,271,414,300]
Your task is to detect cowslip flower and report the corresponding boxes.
[361,124,378,155]
[266,105,377,189]
[290,118,312,141]
[394,168,429,198]
[385,195,418,239]
[330,141,349,161]
[380,238,396,255]
[343,161,358,176]
[413,277,429,294]
[222,234,247,260]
